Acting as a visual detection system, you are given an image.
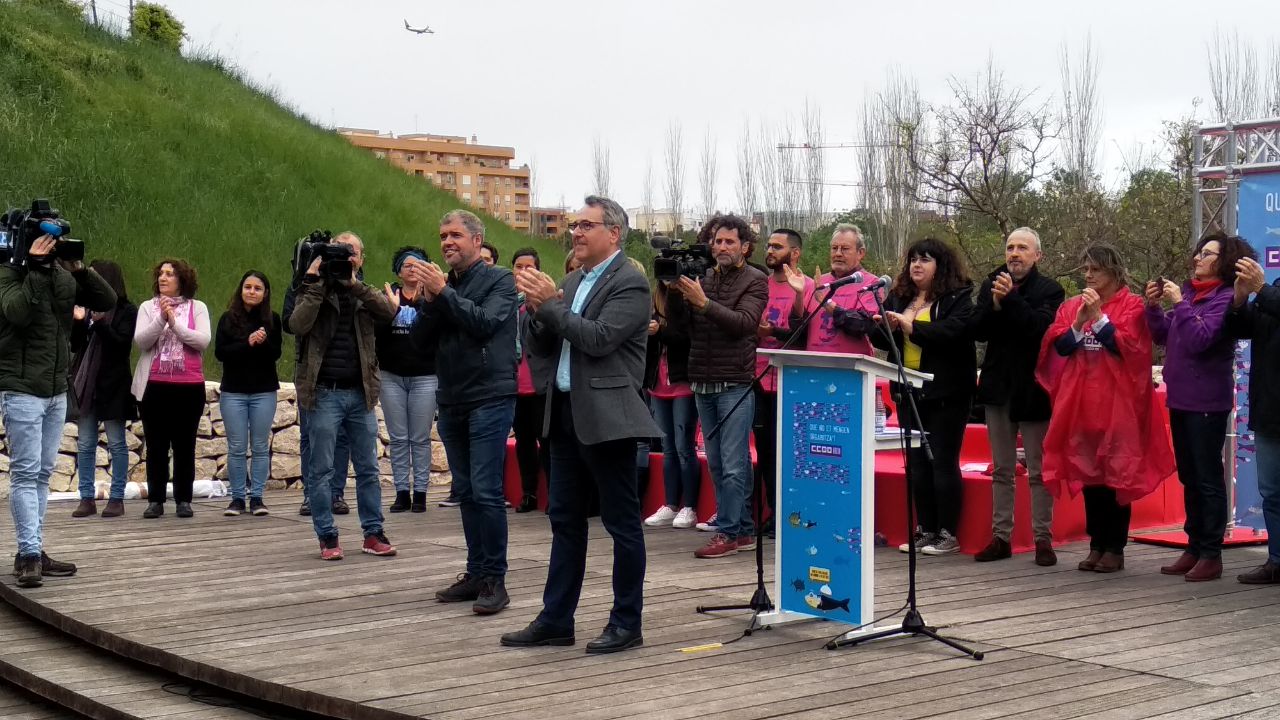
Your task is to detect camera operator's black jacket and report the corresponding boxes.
[411,257,518,406]
[0,263,116,399]
[290,276,395,411]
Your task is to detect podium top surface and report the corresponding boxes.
[759,349,931,387]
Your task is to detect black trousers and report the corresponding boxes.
[537,391,646,633]
[1083,486,1132,553]
[752,384,777,514]
[902,395,969,534]
[140,382,206,504]
[1170,409,1230,559]
[513,393,550,497]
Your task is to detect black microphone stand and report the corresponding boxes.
[694,282,842,633]
[826,287,982,660]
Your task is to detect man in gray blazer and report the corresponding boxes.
[503,195,660,654]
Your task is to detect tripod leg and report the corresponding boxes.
[914,627,985,660]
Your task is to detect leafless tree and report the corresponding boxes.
[1206,28,1261,121]
[897,57,1055,245]
[736,121,758,221]
[1059,35,1103,188]
[698,127,719,224]
[664,121,686,234]
[1265,41,1280,115]
[591,135,611,197]
[800,100,827,230]
[528,153,541,209]
[862,69,924,260]
[641,155,655,235]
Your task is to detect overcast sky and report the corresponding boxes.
[129,0,1276,214]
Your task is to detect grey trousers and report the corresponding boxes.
[985,403,1053,542]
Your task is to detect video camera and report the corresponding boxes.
[0,199,84,267]
[291,229,354,285]
[651,236,711,283]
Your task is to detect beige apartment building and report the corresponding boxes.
[340,128,532,232]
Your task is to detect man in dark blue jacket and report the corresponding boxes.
[408,209,519,614]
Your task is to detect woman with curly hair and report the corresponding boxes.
[872,237,977,556]
[132,259,211,519]
[1146,234,1256,581]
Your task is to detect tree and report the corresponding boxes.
[698,127,718,224]
[131,2,184,52]
[663,121,685,235]
[861,69,924,264]
[1206,28,1260,121]
[591,135,611,197]
[1059,35,1103,189]
[801,100,827,230]
[641,155,655,236]
[735,121,758,222]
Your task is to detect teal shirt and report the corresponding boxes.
[555,250,621,391]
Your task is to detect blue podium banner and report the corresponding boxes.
[1234,175,1280,527]
[777,364,866,622]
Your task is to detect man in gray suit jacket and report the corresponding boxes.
[503,195,660,654]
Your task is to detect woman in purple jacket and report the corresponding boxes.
[1145,234,1257,581]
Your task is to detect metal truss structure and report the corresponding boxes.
[1193,116,1280,240]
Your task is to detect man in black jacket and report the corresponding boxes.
[971,227,1065,566]
[407,209,519,615]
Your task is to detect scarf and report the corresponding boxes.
[155,296,193,373]
[1190,278,1223,303]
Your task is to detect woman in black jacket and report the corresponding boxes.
[872,237,977,556]
[215,270,283,517]
[71,261,138,519]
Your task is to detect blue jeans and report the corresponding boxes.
[221,391,277,500]
[77,412,128,501]
[651,394,700,508]
[3,392,67,558]
[299,405,349,498]
[437,397,515,578]
[1256,433,1280,564]
[305,388,384,541]
[695,385,755,538]
[380,371,438,493]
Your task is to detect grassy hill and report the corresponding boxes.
[0,0,563,377]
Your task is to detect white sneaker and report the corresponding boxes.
[922,529,960,555]
[673,507,698,529]
[644,506,677,527]
[898,528,938,553]
[695,513,719,532]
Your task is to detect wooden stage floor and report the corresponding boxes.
[5,487,1280,720]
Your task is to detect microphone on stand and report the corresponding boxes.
[857,275,893,294]
[814,271,863,292]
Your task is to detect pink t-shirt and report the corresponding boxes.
[805,271,877,356]
[516,305,536,395]
[757,274,815,393]
[650,353,692,399]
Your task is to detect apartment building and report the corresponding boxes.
[340,128,532,231]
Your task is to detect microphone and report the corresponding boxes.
[815,271,863,292]
[857,275,893,294]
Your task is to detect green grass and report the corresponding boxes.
[0,0,563,377]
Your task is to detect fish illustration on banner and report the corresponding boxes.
[804,584,851,613]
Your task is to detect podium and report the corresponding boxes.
[756,349,929,636]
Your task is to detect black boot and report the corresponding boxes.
[411,491,427,513]
[389,490,412,513]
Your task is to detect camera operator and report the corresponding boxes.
[665,215,768,559]
[289,231,397,561]
[1,234,116,588]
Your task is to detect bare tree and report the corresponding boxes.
[698,128,719,225]
[1059,35,1103,188]
[736,121,758,221]
[776,118,806,230]
[800,100,827,230]
[591,135,612,197]
[528,153,541,210]
[897,57,1055,248]
[641,156,655,236]
[664,121,685,235]
[1206,28,1261,121]
[1266,41,1280,116]
[864,69,924,260]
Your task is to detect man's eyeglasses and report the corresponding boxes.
[568,220,610,233]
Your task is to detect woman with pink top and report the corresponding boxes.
[643,284,700,529]
[132,259,211,519]
[512,248,551,513]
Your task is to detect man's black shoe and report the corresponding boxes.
[500,621,575,647]
[175,502,194,518]
[515,494,537,513]
[435,573,484,602]
[143,502,164,519]
[389,490,411,513]
[11,551,76,578]
[585,625,643,654]
[15,554,41,588]
[1239,561,1280,584]
[332,497,350,515]
[411,491,427,513]
[298,498,311,516]
[473,576,510,615]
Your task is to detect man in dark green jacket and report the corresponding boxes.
[0,235,115,588]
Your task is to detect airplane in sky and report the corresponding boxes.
[404,20,434,35]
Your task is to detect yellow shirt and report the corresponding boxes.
[903,306,931,370]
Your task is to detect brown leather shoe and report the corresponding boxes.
[1184,557,1222,582]
[1160,551,1198,575]
[71,499,97,518]
[1034,539,1057,567]
[1238,561,1280,584]
[100,499,125,518]
[1094,551,1125,573]
[1078,550,1103,571]
[974,537,1012,562]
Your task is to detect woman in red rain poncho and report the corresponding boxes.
[1035,244,1175,573]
